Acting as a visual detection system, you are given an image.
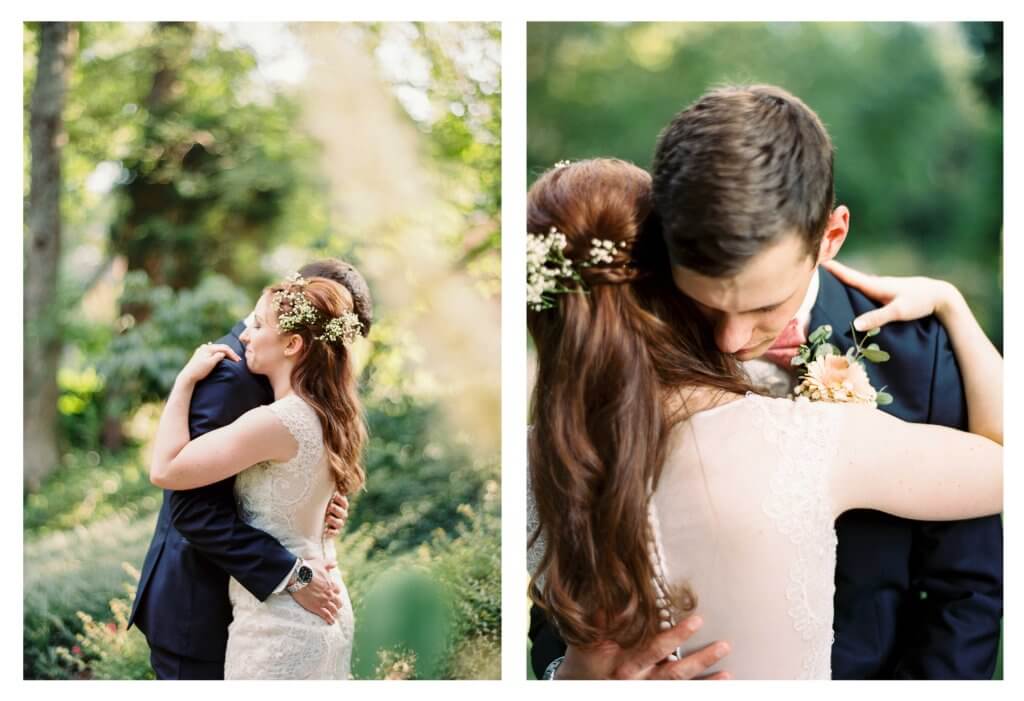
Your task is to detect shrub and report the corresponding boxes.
[354,394,493,552]
[24,447,160,536]
[55,571,153,680]
[24,513,156,679]
[339,480,500,679]
[99,272,251,419]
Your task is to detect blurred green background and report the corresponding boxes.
[527,21,1002,350]
[527,21,1002,680]
[24,21,500,680]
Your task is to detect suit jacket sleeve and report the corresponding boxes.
[891,322,1003,679]
[167,361,297,602]
[530,605,567,679]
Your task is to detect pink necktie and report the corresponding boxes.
[762,318,807,370]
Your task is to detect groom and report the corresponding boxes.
[129,258,374,679]
[530,85,1003,680]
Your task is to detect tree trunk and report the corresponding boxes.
[24,23,77,490]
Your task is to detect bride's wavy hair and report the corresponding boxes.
[267,275,368,495]
[527,158,751,649]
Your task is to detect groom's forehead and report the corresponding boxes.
[670,235,810,311]
[673,266,786,311]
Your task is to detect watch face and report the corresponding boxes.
[297,565,314,584]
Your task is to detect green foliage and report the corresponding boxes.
[25,23,329,295]
[24,514,155,679]
[427,499,501,650]
[99,272,250,417]
[355,393,494,552]
[56,582,154,680]
[24,447,159,536]
[57,367,107,452]
[340,489,500,679]
[366,22,501,288]
[99,25,313,290]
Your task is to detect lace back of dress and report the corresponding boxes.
[267,394,324,470]
[751,395,840,679]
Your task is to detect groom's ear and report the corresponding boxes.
[816,205,850,264]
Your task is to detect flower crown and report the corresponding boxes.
[527,227,629,311]
[272,274,364,347]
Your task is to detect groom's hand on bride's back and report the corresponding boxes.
[289,557,344,625]
[556,615,731,680]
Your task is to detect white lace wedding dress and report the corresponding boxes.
[224,393,355,680]
[529,393,843,679]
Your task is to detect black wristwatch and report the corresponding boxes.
[286,560,314,593]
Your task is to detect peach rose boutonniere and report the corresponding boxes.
[791,323,894,407]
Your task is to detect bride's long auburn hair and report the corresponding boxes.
[268,276,367,495]
[528,159,752,649]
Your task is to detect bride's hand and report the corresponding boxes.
[822,259,961,331]
[556,615,731,680]
[178,343,241,386]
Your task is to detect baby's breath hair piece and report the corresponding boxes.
[553,159,572,169]
[527,230,635,312]
[588,238,628,266]
[272,274,364,347]
[316,311,363,346]
[272,285,319,332]
[527,227,580,312]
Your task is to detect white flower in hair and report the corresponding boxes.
[588,238,621,265]
[527,226,580,311]
[272,277,319,332]
[272,274,363,347]
[315,311,364,347]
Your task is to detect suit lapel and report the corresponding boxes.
[809,267,855,353]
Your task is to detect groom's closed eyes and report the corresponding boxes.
[691,297,788,317]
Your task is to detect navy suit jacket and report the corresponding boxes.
[128,321,297,662]
[529,268,1003,679]
[811,267,1002,679]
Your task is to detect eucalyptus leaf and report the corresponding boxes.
[862,348,890,362]
[809,325,832,344]
[866,327,881,337]
[876,391,894,406]
[814,343,838,360]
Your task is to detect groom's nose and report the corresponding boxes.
[714,316,754,355]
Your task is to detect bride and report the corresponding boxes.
[526,159,1002,679]
[149,273,367,679]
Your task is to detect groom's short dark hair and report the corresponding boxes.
[651,84,835,277]
[298,258,373,335]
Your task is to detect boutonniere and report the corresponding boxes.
[791,323,893,406]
